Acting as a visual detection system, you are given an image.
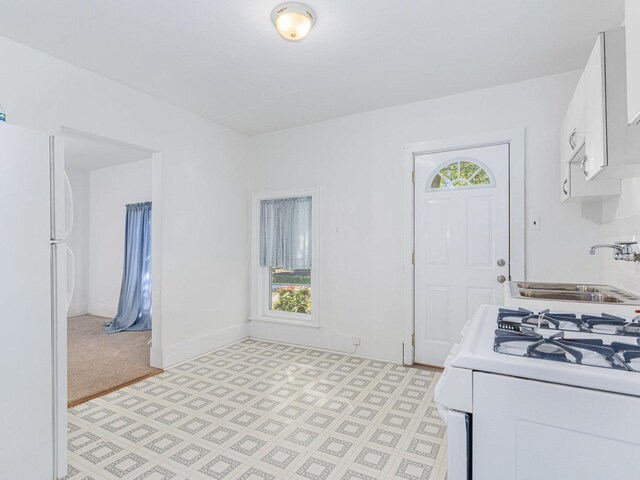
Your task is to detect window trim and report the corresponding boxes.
[250,187,320,327]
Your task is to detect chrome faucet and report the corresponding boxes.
[589,241,640,262]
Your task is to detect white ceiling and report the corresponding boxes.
[0,0,624,135]
[64,133,152,172]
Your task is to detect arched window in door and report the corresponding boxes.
[428,158,495,191]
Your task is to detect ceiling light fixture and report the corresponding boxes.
[271,3,316,42]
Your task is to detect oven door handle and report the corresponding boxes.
[445,409,472,480]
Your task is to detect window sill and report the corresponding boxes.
[249,315,320,328]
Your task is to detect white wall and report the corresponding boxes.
[0,35,250,368]
[598,177,640,294]
[65,168,90,317]
[88,159,152,317]
[248,71,602,363]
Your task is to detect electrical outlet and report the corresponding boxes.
[352,338,360,346]
[529,216,541,230]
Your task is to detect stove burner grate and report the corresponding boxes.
[497,309,640,336]
[494,329,635,371]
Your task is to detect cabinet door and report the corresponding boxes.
[562,144,620,203]
[560,74,586,164]
[568,152,620,201]
[583,33,607,180]
[627,0,640,124]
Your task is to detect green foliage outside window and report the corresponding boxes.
[273,286,311,314]
[430,160,492,189]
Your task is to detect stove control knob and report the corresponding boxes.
[497,275,506,284]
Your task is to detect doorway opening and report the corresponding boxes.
[62,130,162,406]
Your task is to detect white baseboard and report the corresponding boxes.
[248,321,403,364]
[67,303,89,318]
[159,323,250,369]
[88,303,117,318]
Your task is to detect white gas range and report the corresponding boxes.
[435,304,640,480]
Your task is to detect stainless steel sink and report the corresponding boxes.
[517,290,622,303]
[516,282,601,293]
[509,282,640,304]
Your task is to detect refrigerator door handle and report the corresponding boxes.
[64,171,74,238]
[65,244,75,311]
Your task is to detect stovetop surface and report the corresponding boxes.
[494,308,640,372]
[450,305,640,397]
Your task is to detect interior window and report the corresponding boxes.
[259,195,313,319]
[429,159,493,190]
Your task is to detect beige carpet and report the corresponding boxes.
[67,315,161,406]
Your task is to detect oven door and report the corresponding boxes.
[444,409,472,480]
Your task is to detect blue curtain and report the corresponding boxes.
[105,202,152,333]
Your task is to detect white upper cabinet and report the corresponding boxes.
[597,27,640,180]
[560,26,640,197]
[582,33,607,181]
[626,0,640,125]
[559,33,619,202]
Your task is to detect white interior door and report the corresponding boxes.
[414,144,509,366]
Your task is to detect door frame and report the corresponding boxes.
[55,126,163,477]
[402,129,526,365]
[59,126,163,369]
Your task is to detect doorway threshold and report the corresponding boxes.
[68,369,162,408]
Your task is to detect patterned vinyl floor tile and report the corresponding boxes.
[62,339,446,480]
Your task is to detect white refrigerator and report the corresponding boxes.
[0,122,71,479]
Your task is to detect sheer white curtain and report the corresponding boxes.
[260,196,312,269]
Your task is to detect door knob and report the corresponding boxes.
[497,259,506,267]
[497,275,506,284]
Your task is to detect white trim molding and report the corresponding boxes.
[149,152,164,369]
[160,323,249,368]
[250,186,320,328]
[87,302,118,319]
[67,303,89,318]
[248,324,403,364]
[402,128,526,365]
